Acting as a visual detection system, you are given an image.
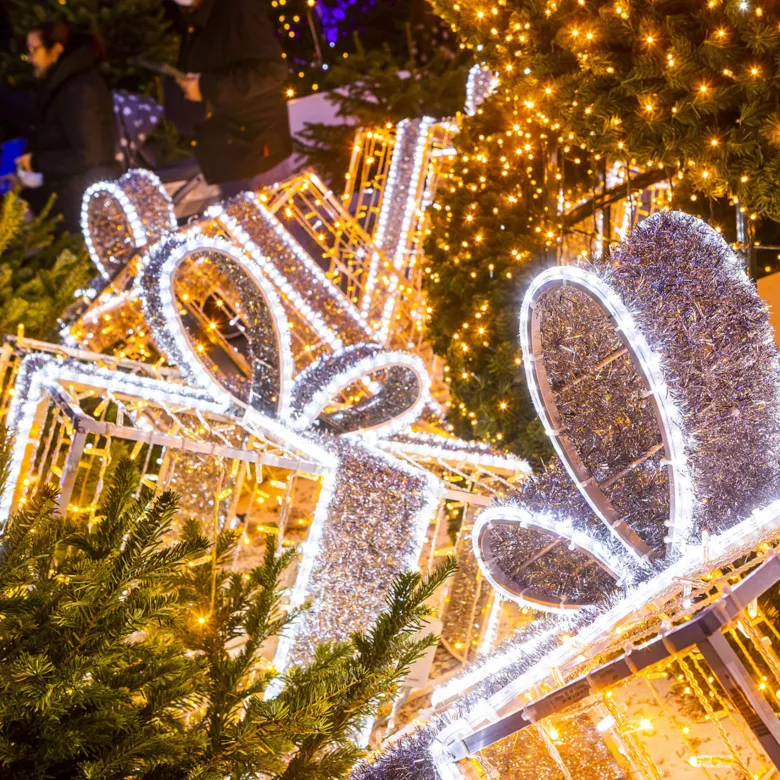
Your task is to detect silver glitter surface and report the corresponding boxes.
[477,464,627,608]
[536,284,670,555]
[605,212,780,536]
[287,434,439,665]
[138,233,284,417]
[290,344,425,434]
[375,118,429,255]
[83,169,175,279]
[219,193,371,348]
[478,212,780,609]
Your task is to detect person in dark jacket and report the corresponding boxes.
[15,21,118,232]
[168,0,292,193]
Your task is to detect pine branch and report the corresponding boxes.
[274,558,456,780]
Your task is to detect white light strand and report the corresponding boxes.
[0,356,223,527]
[80,169,176,280]
[392,118,435,271]
[375,432,532,474]
[464,64,499,117]
[81,181,146,280]
[520,265,694,562]
[428,499,780,753]
[211,201,346,352]
[373,119,409,250]
[290,345,431,438]
[471,504,634,613]
[136,231,294,420]
[221,193,374,338]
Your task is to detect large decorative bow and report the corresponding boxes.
[473,211,780,612]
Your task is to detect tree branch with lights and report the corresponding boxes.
[0,459,455,779]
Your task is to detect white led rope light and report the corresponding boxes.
[227,193,374,338]
[81,169,176,280]
[372,118,437,343]
[270,437,441,680]
[137,231,294,420]
[464,63,499,117]
[0,357,224,528]
[471,505,633,613]
[520,265,694,562]
[374,432,532,474]
[392,117,435,271]
[373,119,409,250]
[210,202,345,352]
[289,346,431,438]
[428,496,780,756]
[82,181,147,280]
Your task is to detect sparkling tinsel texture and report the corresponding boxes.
[137,232,292,418]
[82,169,176,280]
[604,212,780,536]
[475,211,780,610]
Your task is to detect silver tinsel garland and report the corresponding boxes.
[475,212,780,612]
[81,168,176,280]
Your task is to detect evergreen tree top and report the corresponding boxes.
[0,454,455,779]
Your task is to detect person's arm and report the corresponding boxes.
[31,81,108,179]
[199,58,287,109]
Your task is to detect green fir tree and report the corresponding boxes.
[0,460,210,778]
[0,457,455,779]
[0,191,91,341]
[296,15,470,185]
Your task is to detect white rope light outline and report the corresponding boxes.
[0,356,224,527]
[289,345,431,439]
[216,192,374,338]
[375,118,437,343]
[373,119,409,250]
[392,117,435,271]
[82,181,145,280]
[471,505,633,613]
[423,215,780,771]
[430,499,780,719]
[81,169,176,280]
[209,200,346,352]
[137,231,294,420]
[269,438,442,683]
[374,433,532,474]
[519,265,694,562]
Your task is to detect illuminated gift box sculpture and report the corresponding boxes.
[7,64,780,777]
[0,67,530,677]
